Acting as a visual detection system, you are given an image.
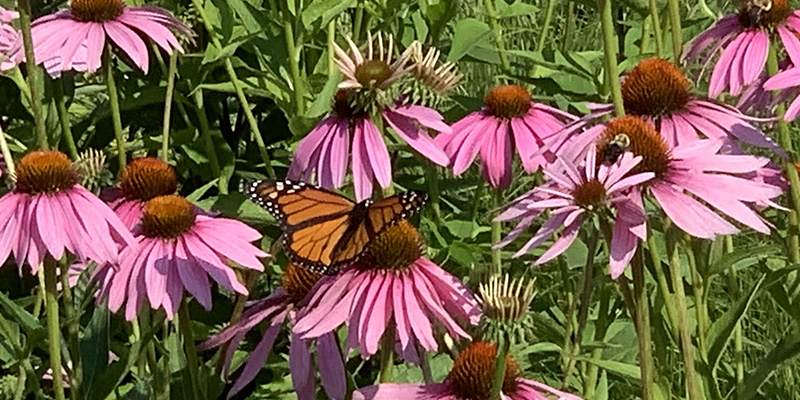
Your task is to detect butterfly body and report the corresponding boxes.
[243,179,427,275]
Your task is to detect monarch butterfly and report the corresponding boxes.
[243,179,427,275]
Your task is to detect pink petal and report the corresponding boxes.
[290,334,315,400]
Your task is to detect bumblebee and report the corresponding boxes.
[602,133,631,164]
[740,0,772,27]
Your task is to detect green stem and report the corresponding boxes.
[667,231,704,400]
[52,79,77,160]
[631,247,655,400]
[491,189,503,273]
[563,226,599,384]
[767,43,800,264]
[598,0,624,117]
[327,21,336,77]
[59,261,80,397]
[424,162,442,222]
[723,236,744,391]
[192,90,223,191]
[188,0,275,178]
[667,0,682,61]
[530,0,556,76]
[648,234,679,339]
[178,298,204,400]
[0,121,15,176]
[482,0,511,70]
[352,0,364,43]
[641,16,652,55]
[378,324,395,383]
[418,345,433,384]
[13,363,26,400]
[15,0,47,149]
[647,0,664,57]
[562,2,575,52]
[280,0,306,117]
[43,260,66,400]
[104,50,126,172]
[584,283,610,398]
[490,332,509,400]
[161,53,178,162]
[687,239,708,355]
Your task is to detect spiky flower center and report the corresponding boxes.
[484,85,532,119]
[572,179,608,209]
[477,275,536,323]
[357,221,423,270]
[622,58,692,117]
[141,195,196,239]
[16,151,79,195]
[281,263,323,305]
[120,157,178,202]
[70,0,125,22]
[738,0,791,29]
[598,116,671,179]
[446,341,520,400]
[355,60,393,88]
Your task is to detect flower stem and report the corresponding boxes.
[767,43,800,264]
[178,298,204,400]
[15,0,48,150]
[59,260,81,396]
[161,53,178,163]
[583,283,610,398]
[327,21,336,77]
[648,234,679,339]
[482,0,511,71]
[279,0,306,117]
[667,0,682,61]
[666,230,704,400]
[43,260,66,400]
[378,324,395,383]
[0,121,16,176]
[598,0,624,117]
[563,226,598,384]
[424,162,442,222]
[103,50,126,173]
[631,247,654,400]
[490,331,509,400]
[491,189,503,273]
[188,0,276,178]
[647,0,663,57]
[192,90,223,191]
[52,79,77,160]
[723,236,745,390]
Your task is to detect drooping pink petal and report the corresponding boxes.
[317,332,346,400]
[290,334,316,400]
[650,182,738,239]
[383,109,449,166]
[228,313,285,398]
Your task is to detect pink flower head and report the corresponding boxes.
[198,264,345,400]
[547,58,782,155]
[565,116,784,240]
[0,7,22,71]
[289,90,450,201]
[496,144,653,278]
[102,195,267,320]
[102,157,179,230]
[354,341,583,400]
[31,0,194,75]
[0,151,136,273]
[435,84,577,189]
[293,221,480,361]
[683,0,800,97]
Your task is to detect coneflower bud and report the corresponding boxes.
[476,274,536,343]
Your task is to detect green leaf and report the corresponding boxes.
[447,18,494,63]
[81,306,110,399]
[704,245,781,277]
[740,329,800,400]
[705,274,765,370]
[302,0,357,27]
[0,290,43,338]
[575,357,640,380]
[495,0,539,18]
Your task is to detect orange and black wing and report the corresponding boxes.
[243,179,357,274]
[328,190,429,267]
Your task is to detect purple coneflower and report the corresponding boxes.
[551,58,780,152]
[102,195,267,320]
[683,0,800,97]
[496,145,653,278]
[354,341,583,400]
[0,151,136,273]
[293,221,480,361]
[435,84,577,189]
[761,64,800,120]
[0,7,21,71]
[570,117,784,239]
[199,264,344,399]
[102,157,179,229]
[288,33,450,201]
[30,0,193,75]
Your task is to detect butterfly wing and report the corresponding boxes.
[328,190,429,266]
[243,179,357,274]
